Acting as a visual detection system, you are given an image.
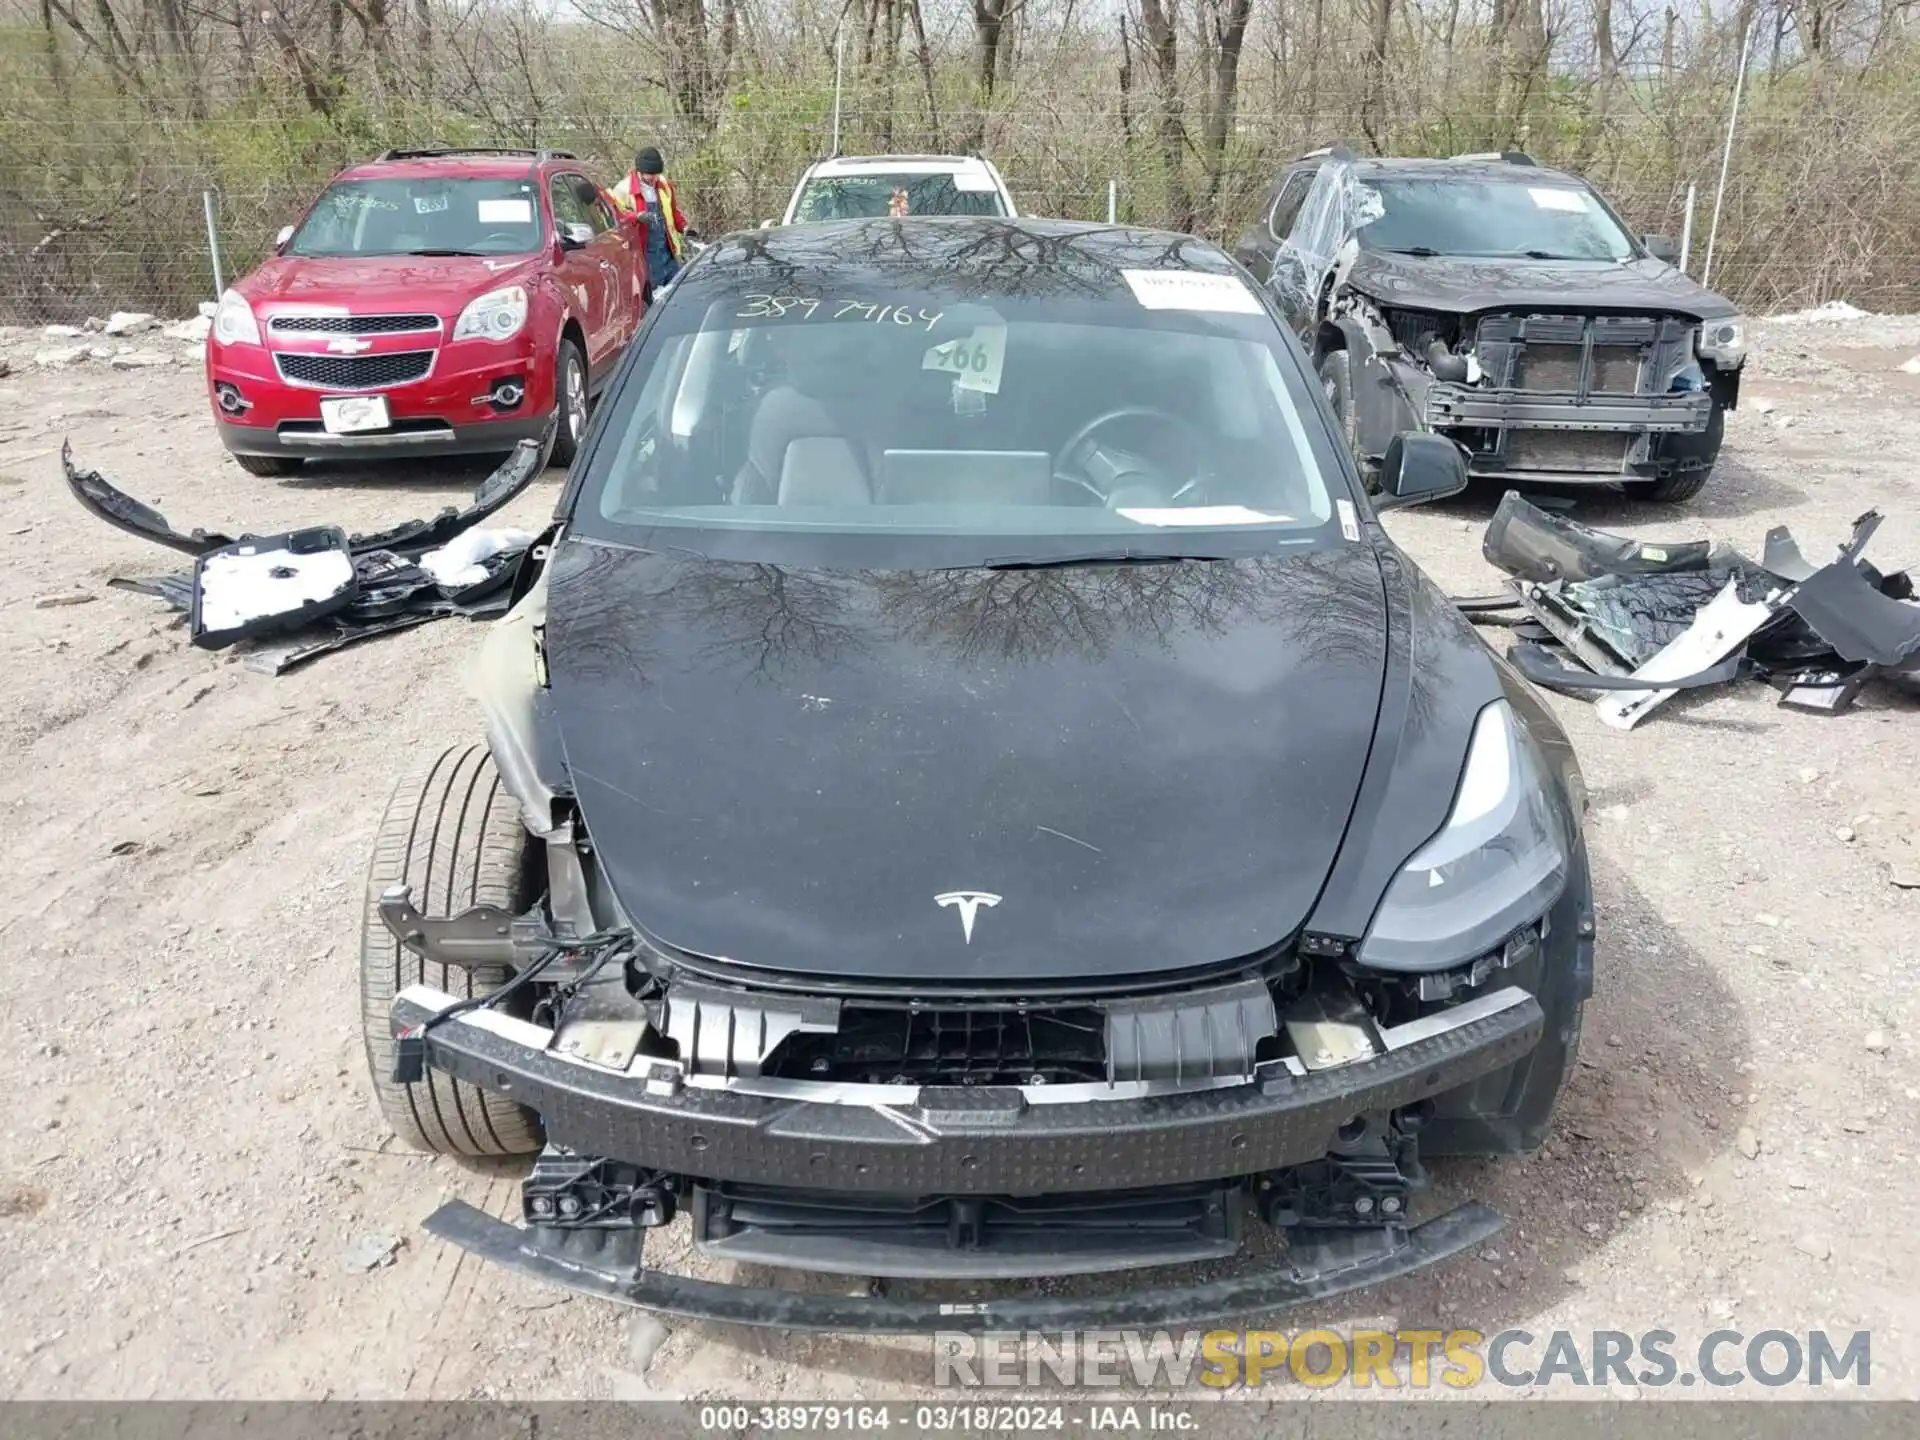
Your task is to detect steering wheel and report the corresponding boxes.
[478,231,523,248]
[1055,405,1209,504]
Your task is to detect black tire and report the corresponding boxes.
[233,452,300,478]
[549,338,588,468]
[1624,465,1713,505]
[1317,348,1377,491]
[1624,406,1721,504]
[360,744,545,1157]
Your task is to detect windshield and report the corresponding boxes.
[286,176,545,257]
[793,174,1006,222]
[573,266,1346,566]
[1358,178,1636,261]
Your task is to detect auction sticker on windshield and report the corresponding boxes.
[1122,269,1263,314]
[1528,187,1589,213]
[476,198,534,224]
[923,326,1006,394]
[320,395,390,434]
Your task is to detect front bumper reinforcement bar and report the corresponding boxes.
[421,1196,1506,1333]
[390,985,1544,1195]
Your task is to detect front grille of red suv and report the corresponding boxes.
[269,313,440,336]
[275,350,434,389]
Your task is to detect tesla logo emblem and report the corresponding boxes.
[326,336,371,354]
[934,891,1001,944]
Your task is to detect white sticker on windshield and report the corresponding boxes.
[477,198,534,224]
[953,173,998,193]
[923,326,1006,394]
[413,194,450,214]
[1337,499,1360,542]
[1117,506,1293,527]
[1122,269,1263,314]
[1528,187,1588,213]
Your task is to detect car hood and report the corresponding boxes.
[236,253,542,313]
[1346,251,1739,320]
[542,540,1390,984]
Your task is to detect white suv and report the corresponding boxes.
[771,155,1018,225]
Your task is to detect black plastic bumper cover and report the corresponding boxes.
[391,988,1544,1195]
[422,1196,1506,1333]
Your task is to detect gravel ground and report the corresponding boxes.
[0,310,1916,1401]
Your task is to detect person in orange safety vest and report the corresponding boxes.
[608,146,693,288]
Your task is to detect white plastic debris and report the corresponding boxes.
[197,543,354,634]
[102,311,157,336]
[1899,356,1920,375]
[418,527,535,589]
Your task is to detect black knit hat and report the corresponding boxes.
[634,147,665,175]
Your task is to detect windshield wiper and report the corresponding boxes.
[402,248,488,257]
[1380,245,1442,257]
[1520,250,1593,260]
[980,551,1225,570]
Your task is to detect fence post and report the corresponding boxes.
[1679,182,1696,274]
[1702,21,1755,292]
[203,188,225,299]
[1107,179,1117,224]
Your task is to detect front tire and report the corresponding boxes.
[549,338,588,468]
[1317,348,1377,491]
[1624,405,1722,504]
[233,452,300,478]
[359,745,545,1157]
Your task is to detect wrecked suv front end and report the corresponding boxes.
[1354,297,1739,488]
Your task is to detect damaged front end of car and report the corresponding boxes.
[1276,159,1742,490]
[370,557,1595,1331]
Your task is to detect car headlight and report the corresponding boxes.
[452,285,529,343]
[1696,315,1746,366]
[1357,700,1572,973]
[211,289,260,346]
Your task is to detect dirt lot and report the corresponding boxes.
[1,311,1917,1401]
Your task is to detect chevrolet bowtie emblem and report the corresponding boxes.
[326,336,372,354]
[934,890,1001,944]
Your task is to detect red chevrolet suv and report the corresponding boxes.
[207,147,649,476]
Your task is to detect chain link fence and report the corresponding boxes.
[5,33,1920,323]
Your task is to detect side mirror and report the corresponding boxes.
[559,222,594,250]
[274,225,294,250]
[1642,233,1679,264]
[1374,433,1469,511]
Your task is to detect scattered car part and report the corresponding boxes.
[1786,558,1920,673]
[190,527,357,650]
[64,425,552,672]
[1772,663,1878,715]
[1483,491,1713,585]
[1507,641,1746,695]
[62,441,236,556]
[1593,578,1786,729]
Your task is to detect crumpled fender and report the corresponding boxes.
[62,415,555,561]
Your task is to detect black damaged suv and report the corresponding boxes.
[1233,147,1746,504]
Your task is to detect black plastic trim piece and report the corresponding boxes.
[422,1197,1505,1332]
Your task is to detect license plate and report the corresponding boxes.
[320,395,390,434]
